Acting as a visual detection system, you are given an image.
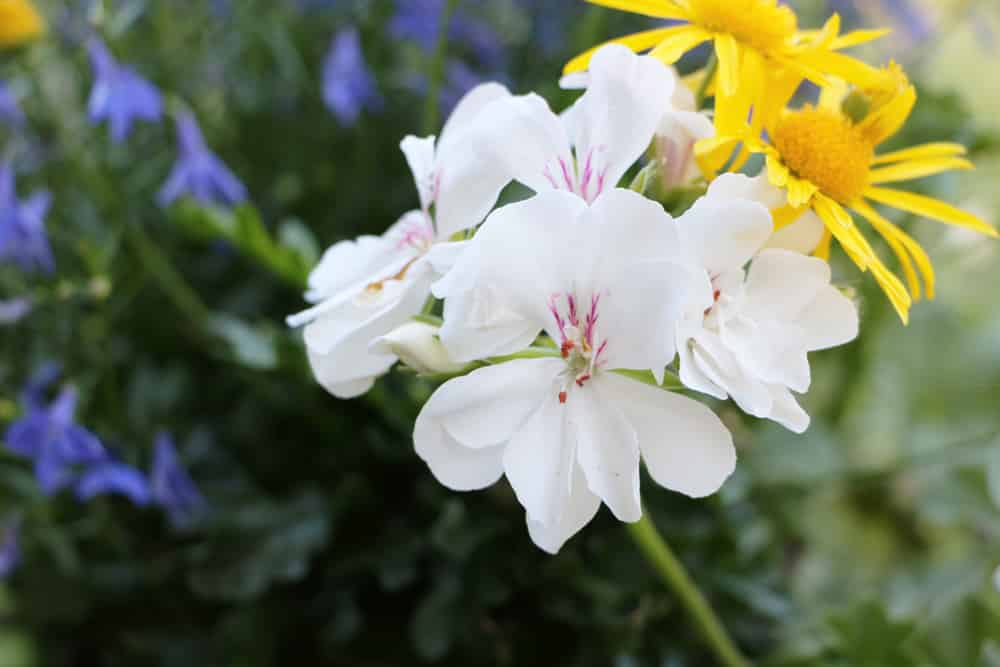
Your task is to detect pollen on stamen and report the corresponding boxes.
[558,391,568,404]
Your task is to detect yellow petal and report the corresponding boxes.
[869,259,913,324]
[795,50,886,89]
[858,85,917,145]
[865,186,999,237]
[695,135,741,178]
[585,0,687,20]
[648,26,713,65]
[868,157,974,184]
[813,229,832,261]
[772,204,807,230]
[853,199,936,300]
[765,154,791,188]
[872,142,967,166]
[563,26,684,74]
[713,33,740,98]
[828,28,892,50]
[812,193,877,270]
[786,175,819,209]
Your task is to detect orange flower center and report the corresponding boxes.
[685,0,797,54]
[771,108,875,204]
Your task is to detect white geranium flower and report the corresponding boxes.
[477,44,676,204]
[711,171,827,255]
[415,189,735,553]
[287,83,513,398]
[675,174,860,433]
[655,79,715,190]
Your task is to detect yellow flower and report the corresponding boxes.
[0,0,45,48]
[715,63,997,324]
[565,0,888,158]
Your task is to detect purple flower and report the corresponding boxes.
[880,0,932,43]
[0,163,53,274]
[158,111,248,208]
[0,297,32,325]
[322,27,383,126]
[87,38,163,143]
[0,81,24,126]
[76,462,152,506]
[0,517,21,579]
[5,385,107,494]
[151,432,207,528]
[389,0,442,51]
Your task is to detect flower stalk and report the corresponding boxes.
[627,513,751,667]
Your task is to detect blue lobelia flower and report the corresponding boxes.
[0,516,21,579]
[0,297,32,325]
[86,38,163,144]
[5,367,151,504]
[158,111,248,208]
[150,432,207,529]
[388,0,441,51]
[0,81,24,126]
[321,27,383,126]
[0,163,54,274]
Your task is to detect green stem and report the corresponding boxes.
[627,514,751,667]
[422,0,459,135]
[694,52,718,111]
[122,221,212,330]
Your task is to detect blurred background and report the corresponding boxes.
[1,1,999,665]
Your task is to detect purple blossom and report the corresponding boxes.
[0,81,24,126]
[0,297,32,325]
[322,28,383,126]
[87,38,163,143]
[0,163,54,274]
[158,111,248,208]
[151,432,207,529]
[0,517,20,579]
[5,367,151,504]
[390,0,504,67]
[76,462,152,506]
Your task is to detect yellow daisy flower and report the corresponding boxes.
[0,0,45,48]
[564,0,888,152]
[714,63,997,324]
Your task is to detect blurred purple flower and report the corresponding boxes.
[0,517,20,579]
[151,432,207,528]
[0,297,32,325]
[76,462,152,505]
[322,27,383,126]
[0,81,24,126]
[158,111,248,208]
[881,0,932,42]
[0,163,54,274]
[5,385,107,494]
[87,38,163,143]
[390,0,504,67]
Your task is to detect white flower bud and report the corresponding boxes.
[371,321,465,375]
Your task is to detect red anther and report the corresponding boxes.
[558,391,568,404]
[575,374,590,387]
[560,340,575,358]
[713,289,721,302]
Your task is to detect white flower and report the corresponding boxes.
[675,174,860,433]
[415,189,735,553]
[655,80,715,190]
[287,83,513,398]
[712,172,827,255]
[476,44,676,204]
[371,321,465,376]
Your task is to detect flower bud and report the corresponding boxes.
[371,321,465,375]
[655,110,714,191]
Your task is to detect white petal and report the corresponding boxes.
[796,285,859,351]
[657,110,714,142]
[743,249,830,321]
[706,172,786,210]
[677,194,773,275]
[503,390,577,525]
[438,82,511,147]
[474,93,573,195]
[676,324,728,400]
[435,132,516,238]
[526,463,601,554]
[602,373,736,499]
[558,72,590,90]
[438,286,539,363]
[309,373,377,400]
[302,233,405,305]
[767,385,811,434]
[720,315,811,394]
[301,267,432,396]
[764,209,825,255]
[575,379,641,522]
[572,45,676,193]
[691,327,775,416]
[422,359,563,449]
[400,135,437,211]
[413,409,506,492]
